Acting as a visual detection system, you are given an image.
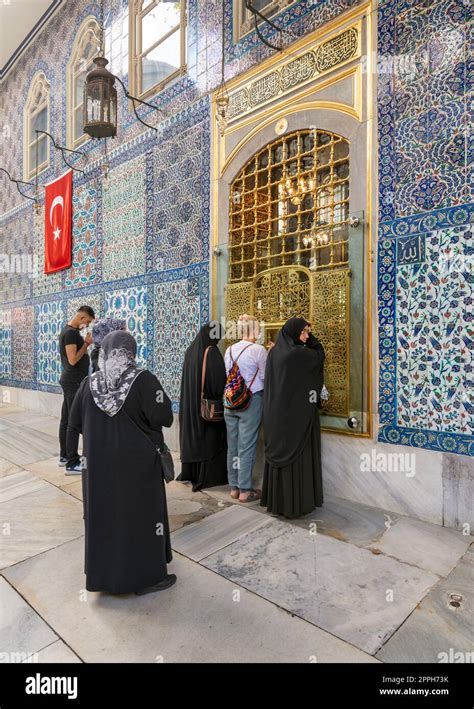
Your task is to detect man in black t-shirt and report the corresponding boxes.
[59,305,95,473]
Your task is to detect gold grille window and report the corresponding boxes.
[228,129,350,283]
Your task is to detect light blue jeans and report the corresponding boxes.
[224,391,263,491]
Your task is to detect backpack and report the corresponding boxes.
[224,343,258,411]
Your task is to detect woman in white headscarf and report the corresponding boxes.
[67,330,175,596]
[89,317,126,373]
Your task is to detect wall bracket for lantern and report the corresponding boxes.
[113,75,164,133]
[245,0,285,51]
[0,167,36,202]
[35,130,88,174]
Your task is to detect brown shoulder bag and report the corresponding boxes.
[200,346,225,422]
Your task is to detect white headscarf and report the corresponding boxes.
[89,331,144,416]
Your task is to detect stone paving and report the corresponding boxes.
[0,404,471,663]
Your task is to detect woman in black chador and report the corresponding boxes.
[177,321,228,491]
[261,316,325,519]
[67,330,176,596]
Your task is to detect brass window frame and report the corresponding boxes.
[129,0,187,103]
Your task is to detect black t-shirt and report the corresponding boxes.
[59,325,89,385]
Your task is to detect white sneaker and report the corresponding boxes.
[65,463,82,475]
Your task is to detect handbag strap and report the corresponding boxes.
[201,346,211,400]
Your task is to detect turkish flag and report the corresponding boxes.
[44,170,73,273]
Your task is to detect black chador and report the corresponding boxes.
[261,317,325,518]
[67,331,174,594]
[177,322,228,491]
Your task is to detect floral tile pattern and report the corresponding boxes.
[36,300,64,386]
[32,205,63,297]
[377,0,473,455]
[65,185,99,289]
[0,310,12,378]
[379,0,471,221]
[102,156,146,281]
[152,264,209,409]
[11,306,34,382]
[152,110,210,271]
[104,285,148,367]
[378,206,473,456]
[0,214,33,304]
[395,225,472,435]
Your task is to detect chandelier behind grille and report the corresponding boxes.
[228,128,350,283]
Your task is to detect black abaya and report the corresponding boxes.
[261,317,325,518]
[67,370,174,594]
[261,410,323,518]
[177,323,227,491]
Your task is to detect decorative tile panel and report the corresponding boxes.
[0,213,33,304]
[11,306,34,381]
[104,285,147,367]
[32,205,62,297]
[102,156,146,280]
[378,206,473,456]
[65,184,99,289]
[395,225,472,435]
[36,300,64,385]
[152,106,210,271]
[0,310,12,378]
[153,281,199,406]
[66,294,102,322]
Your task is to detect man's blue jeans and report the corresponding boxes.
[224,391,263,491]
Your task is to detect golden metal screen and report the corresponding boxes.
[228,128,350,283]
[226,129,351,417]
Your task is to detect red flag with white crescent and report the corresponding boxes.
[44,170,72,273]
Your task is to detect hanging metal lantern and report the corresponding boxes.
[215,0,229,137]
[83,56,117,139]
[215,90,229,136]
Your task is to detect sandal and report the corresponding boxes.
[230,488,240,499]
[239,489,262,503]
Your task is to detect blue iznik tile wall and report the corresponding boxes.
[0,0,472,452]
[377,0,473,456]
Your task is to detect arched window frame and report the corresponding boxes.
[67,16,101,149]
[23,71,50,181]
[228,128,350,282]
[129,0,187,101]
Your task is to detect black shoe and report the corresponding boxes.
[134,574,177,596]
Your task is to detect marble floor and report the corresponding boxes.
[0,403,472,663]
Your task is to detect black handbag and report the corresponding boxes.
[122,407,175,483]
[158,443,175,483]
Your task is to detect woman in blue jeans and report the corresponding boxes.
[224,315,267,503]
